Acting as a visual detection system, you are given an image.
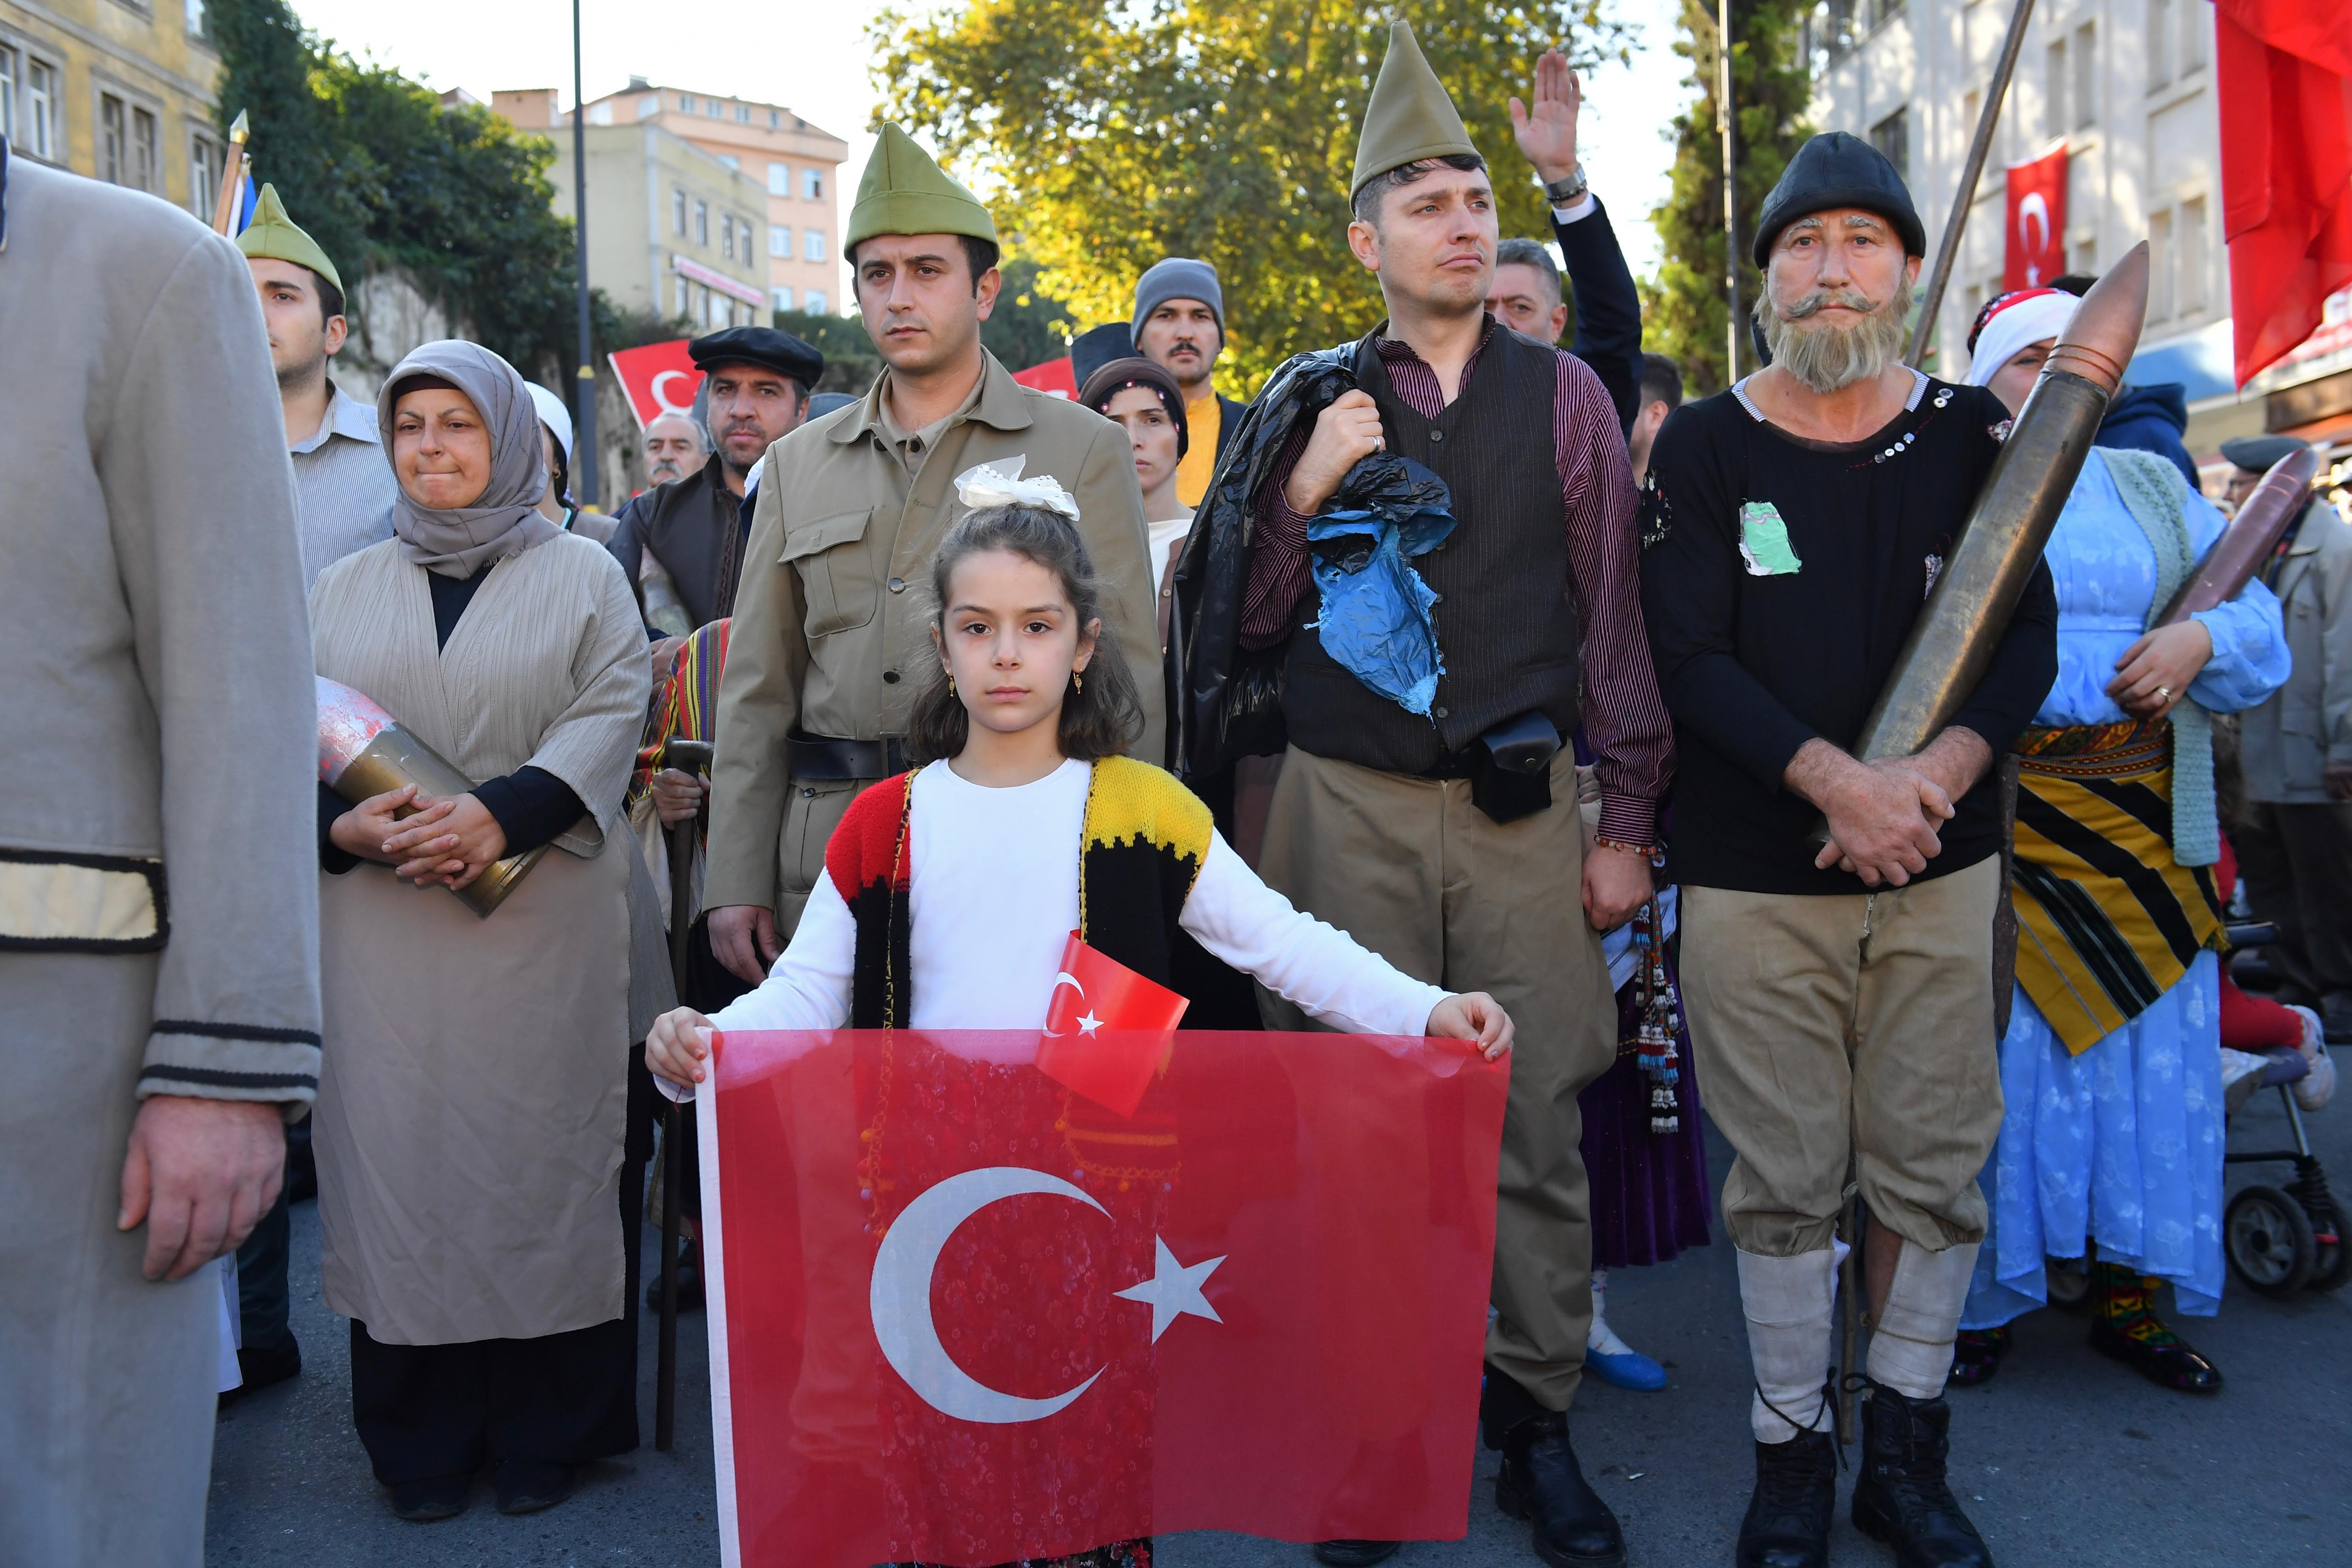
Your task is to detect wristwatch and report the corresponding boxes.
[1542,164,1589,206]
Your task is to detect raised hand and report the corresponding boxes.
[1509,48,1583,186]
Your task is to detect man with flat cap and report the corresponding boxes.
[1186,23,1668,1567]
[701,124,1160,985]
[2226,434,2352,1040]
[607,324,825,670]
[238,182,396,594]
[1641,131,2056,1568]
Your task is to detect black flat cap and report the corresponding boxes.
[690,325,824,385]
[1752,131,1926,269]
[1070,321,1136,391]
[2220,434,2312,474]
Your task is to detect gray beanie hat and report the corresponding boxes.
[1134,257,1224,334]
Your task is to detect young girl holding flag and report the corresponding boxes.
[644,472,1509,1087]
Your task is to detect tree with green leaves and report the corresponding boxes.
[1642,0,1814,396]
[209,0,670,378]
[873,0,1626,394]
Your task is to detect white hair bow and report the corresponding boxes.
[954,455,1081,521]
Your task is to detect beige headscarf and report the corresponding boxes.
[377,340,558,578]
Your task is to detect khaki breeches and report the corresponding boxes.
[1255,745,1619,1410]
[1680,856,2004,1258]
[0,951,218,1568]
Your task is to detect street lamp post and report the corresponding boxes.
[571,0,597,508]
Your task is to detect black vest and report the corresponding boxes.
[1283,327,1582,773]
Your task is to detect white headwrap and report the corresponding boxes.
[1965,289,2079,387]
[955,455,1080,521]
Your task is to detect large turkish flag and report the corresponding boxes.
[2218,0,2352,385]
[2004,143,2069,290]
[696,1028,1509,1568]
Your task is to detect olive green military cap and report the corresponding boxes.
[235,182,343,295]
[846,123,998,249]
[1351,21,1480,199]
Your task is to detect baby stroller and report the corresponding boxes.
[2217,916,2349,1297]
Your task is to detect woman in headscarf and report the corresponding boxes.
[310,340,652,1521]
[1948,289,2290,1393]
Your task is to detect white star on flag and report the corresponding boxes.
[1114,1236,1226,1342]
[1076,1010,1103,1036]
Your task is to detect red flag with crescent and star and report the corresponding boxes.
[2003,141,2069,291]
[694,1027,1508,1568]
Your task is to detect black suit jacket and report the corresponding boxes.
[1554,196,1645,437]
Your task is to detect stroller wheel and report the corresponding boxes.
[2309,1235,2352,1292]
[2227,1186,2317,1296]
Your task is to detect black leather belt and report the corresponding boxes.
[786,731,909,780]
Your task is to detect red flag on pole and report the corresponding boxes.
[606,339,704,431]
[695,1027,1508,1568]
[2218,0,2352,385]
[1037,932,1189,1117]
[2004,142,2069,290]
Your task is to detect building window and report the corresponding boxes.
[721,213,735,260]
[2046,40,2066,142]
[1869,108,1909,186]
[2074,25,2096,129]
[637,94,658,119]
[673,187,687,235]
[2179,0,2204,74]
[589,101,613,125]
[2148,207,2174,320]
[718,153,739,172]
[674,274,689,317]
[773,286,793,312]
[802,168,822,201]
[186,0,210,39]
[101,95,128,185]
[768,109,780,129]
[769,225,788,257]
[694,199,709,247]
[23,57,54,160]
[2180,196,2208,315]
[679,94,695,113]
[805,289,827,316]
[735,103,750,123]
[0,47,16,148]
[706,99,722,119]
[768,161,789,196]
[188,133,218,218]
[2149,0,2171,90]
[803,228,826,263]
[132,107,156,191]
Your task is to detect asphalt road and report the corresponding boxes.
[208,1092,2352,1567]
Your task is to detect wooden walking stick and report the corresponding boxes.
[208,110,250,237]
[656,736,714,1454]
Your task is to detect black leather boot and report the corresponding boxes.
[1737,1430,1837,1568]
[1493,1409,1625,1568]
[1849,1381,1994,1568]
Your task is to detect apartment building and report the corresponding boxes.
[1,0,226,217]
[1803,0,2347,460]
[577,79,847,318]
[501,90,771,332]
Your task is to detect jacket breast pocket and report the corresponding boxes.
[781,508,881,638]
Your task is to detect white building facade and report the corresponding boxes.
[1803,0,2350,466]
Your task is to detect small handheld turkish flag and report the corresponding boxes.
[1037,932,1189,1117]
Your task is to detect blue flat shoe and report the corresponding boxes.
[1587,1347,1668,1392]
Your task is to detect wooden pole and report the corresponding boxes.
[208,109,249,237]
[656,736,714,1454]
[1719,0,1741,383]
[1905,0,2039,368]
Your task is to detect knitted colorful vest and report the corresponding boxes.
[823,755,1216,1029]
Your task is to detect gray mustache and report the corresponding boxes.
[1780,289,1881,321]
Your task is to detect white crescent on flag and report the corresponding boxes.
[1043,971,1086,1036]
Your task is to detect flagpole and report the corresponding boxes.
[571,0,598,509]
[1905,0,2038,368]
[208,109,249,236]
[1718,0,1740,383]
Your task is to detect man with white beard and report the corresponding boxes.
[1638,133,2057,1568]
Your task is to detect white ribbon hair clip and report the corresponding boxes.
[955,455,1081,521]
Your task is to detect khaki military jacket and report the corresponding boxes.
[706,350,1161,928]
[2244,498,2352,804]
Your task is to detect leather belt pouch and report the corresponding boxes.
[786,730,907,781]
[1470,711,1560,825]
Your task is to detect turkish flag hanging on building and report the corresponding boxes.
[2217,0,2352,385]
[696,1027,1509,1568]
[2004,142,2069,290]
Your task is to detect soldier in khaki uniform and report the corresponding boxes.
[705,126,1161,978]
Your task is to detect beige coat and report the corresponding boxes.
[309,534,649,1344]
[705,350,1162,929]
[2243,498,2352,804]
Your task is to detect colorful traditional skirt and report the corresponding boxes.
[1579,947,1713,1270]
[2009,718,2224,1055]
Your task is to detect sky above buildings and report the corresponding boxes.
[288,0,1693,308]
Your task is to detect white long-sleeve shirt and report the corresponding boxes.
[705,758,1446,1044]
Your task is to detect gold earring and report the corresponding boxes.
[947,673,956,693]
[1073,671,1084,694]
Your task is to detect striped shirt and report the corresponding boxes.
[291,382,397,591]
[1241,318,1674,842]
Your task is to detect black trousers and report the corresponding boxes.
[668,914,755,1223]
[348,1046,656,1483]
[233,1174,293,1354]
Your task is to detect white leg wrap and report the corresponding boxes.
[1738,1247,1838,1443]
[1866,1239,1980,1399]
